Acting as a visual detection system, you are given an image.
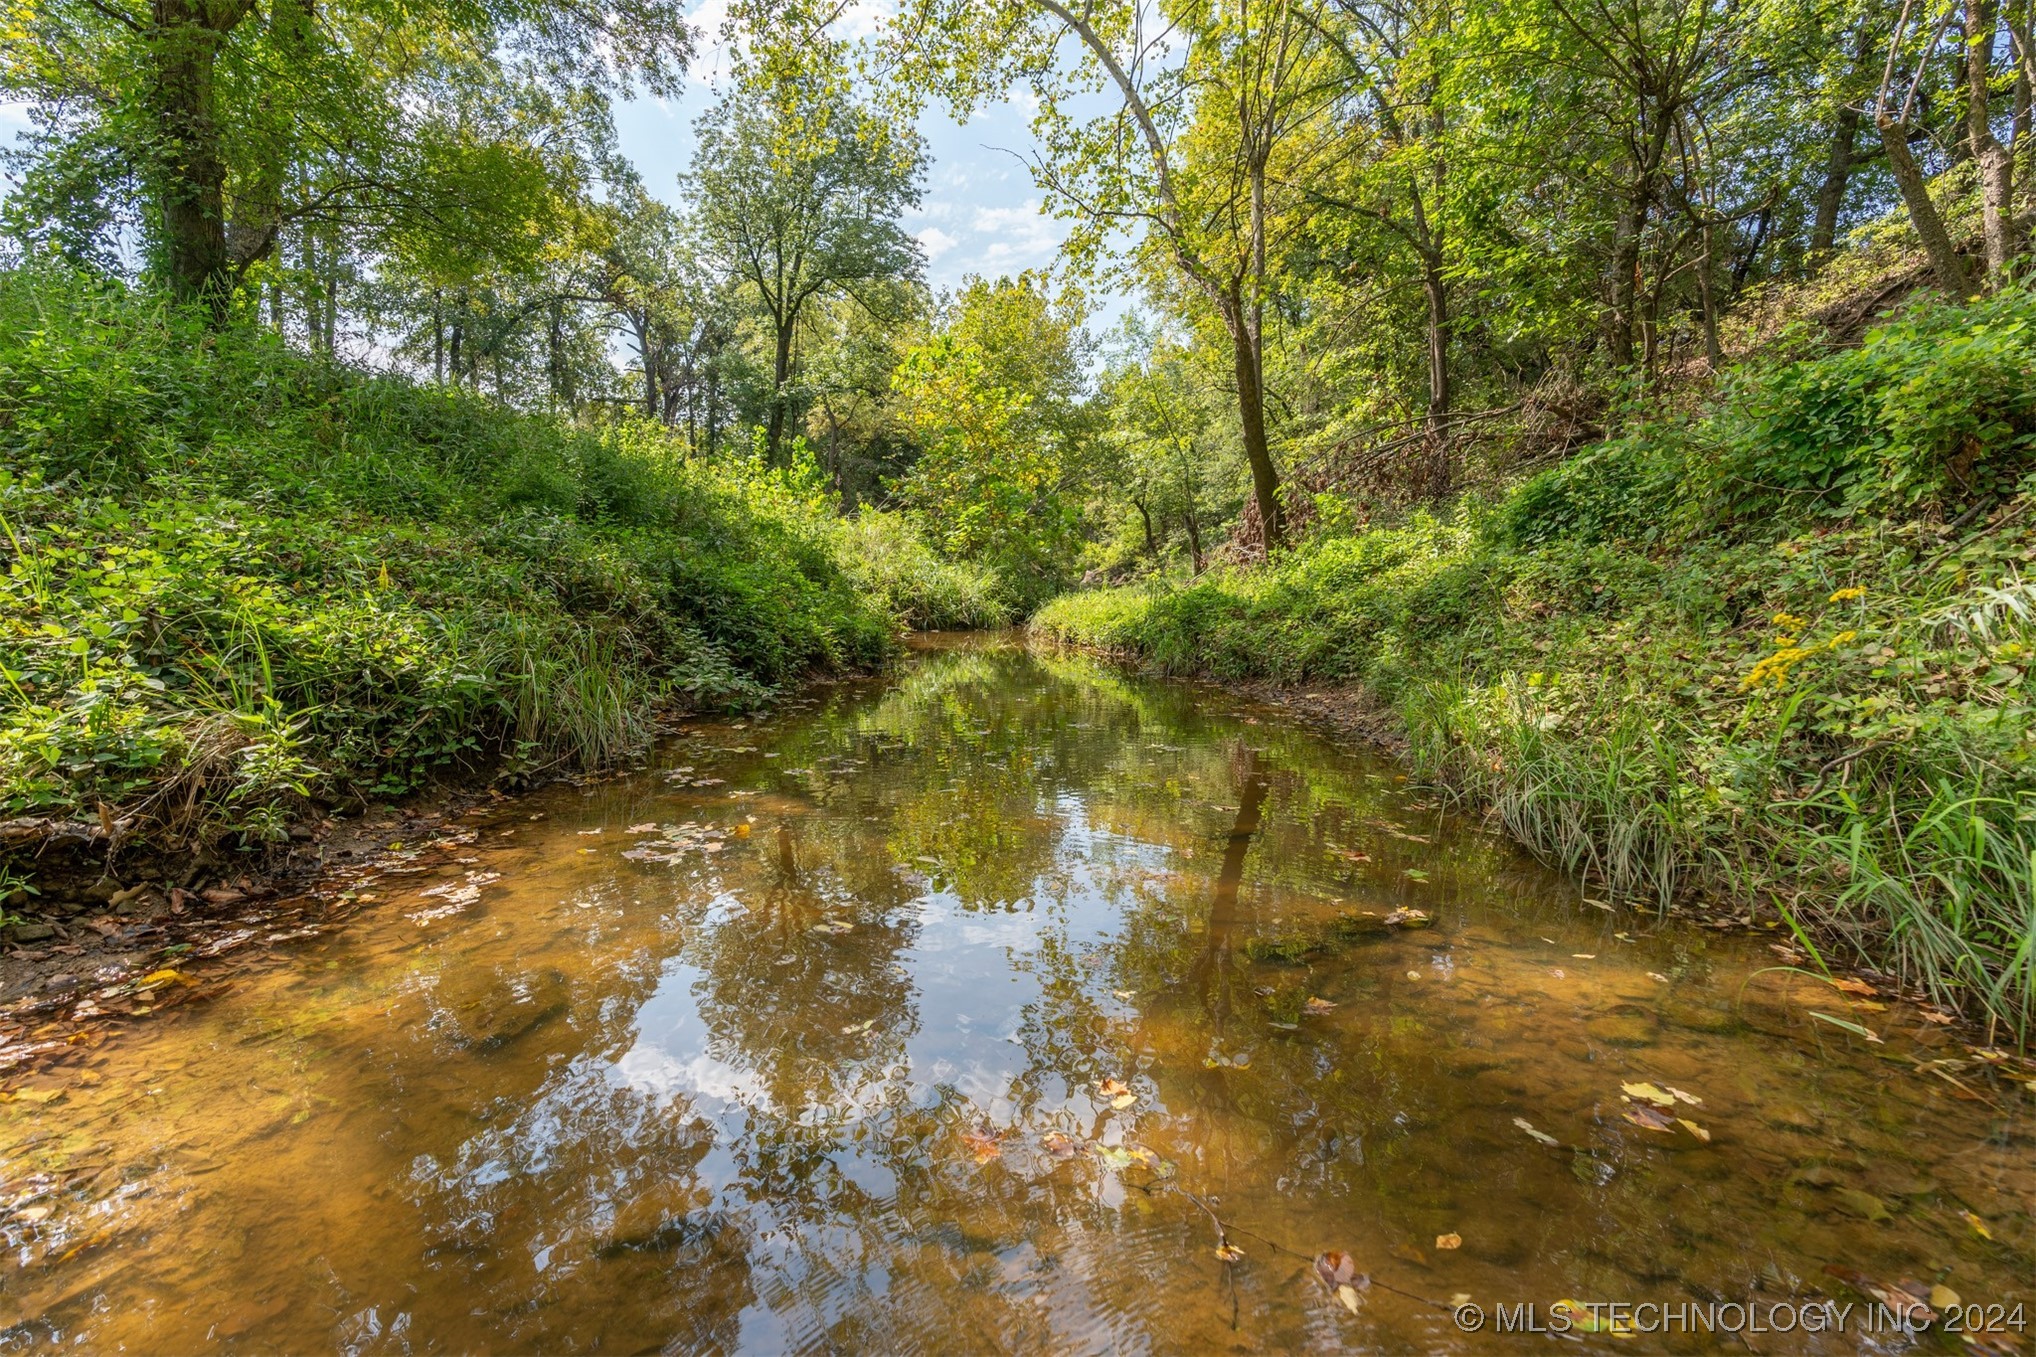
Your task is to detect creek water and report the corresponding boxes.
[0,634,2028,1354]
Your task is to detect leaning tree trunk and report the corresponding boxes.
[1880,113,1979,296]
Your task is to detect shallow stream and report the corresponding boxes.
[0,635,2028,1353]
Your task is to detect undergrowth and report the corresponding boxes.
[1036,284,2036,1041]
[0,267,945,857]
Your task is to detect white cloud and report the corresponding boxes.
[916,226,959,261]
[970,198,1064,272]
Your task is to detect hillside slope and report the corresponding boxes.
[1037,283,2036,1038]
[0,269,915,893]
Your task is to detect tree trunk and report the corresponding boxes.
[1606,191,1645,368]
[1420,250,1452,498]
[1812,105,1862,256]
[766,321,794,462]
[1182,507,1205,575]
[1880,113,1979,296]
[1229,314,1283,553]
[301,228,323,349]
[1967,0,2018,285]
[148,0,251,320]
[1697,222,1724,370]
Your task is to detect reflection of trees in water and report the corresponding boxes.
[688,817,921,1117]
[410,1059,756,1353]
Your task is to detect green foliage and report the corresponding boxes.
[828,512,1012,631]
[0,266,897,846]
[890,275,1096,611]
[1037,288,2036,1039]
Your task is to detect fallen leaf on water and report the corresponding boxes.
[1959,1209,1993,1240]
[960,1130,1002,1164]
[1676,1118,1711,1143]
[1406,970,1422,981]
[1041,1132,1079,1160]
[1215,1243,1244,1262]
[1622,1104,1677,1133]
[1303,996,1338,1015]
[1833,1188,1892,1222]
[1665,1086,1702,1106]
[626,823,658,834]
[138,968,192,988]
[1647,972,1671,984]
[1095,1144,1158,1171]
[0,1089,64,1105]
[1920,1009,1956,1025]
[577,828,603,836]
[1110,1093,1137,1110]
[1514,1117,1559,1146]
[1571,953,1597,960]
[1551,1299,1634,1336]
[1313,1251,1369,1314]
[839,1019,874,1035]
[1829,977,1878,997]
[1823,1266,1936,1323]
[1435,1232,1461,1250]
[1621,1081,1676,1108]
[1929,1284,1961,1310]
[733,823,751,838]
[1383,907,1430,928]
[1098,1078,1131,1098]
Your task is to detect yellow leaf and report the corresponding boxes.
[1620,1082,1676,1107]
[1960,1209,1993,1240]
[1335,1284,1362,1315]
[1435,1232,1462,1250]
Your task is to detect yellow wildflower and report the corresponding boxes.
[1828,587,1864,603]
[1772,611,1808,630]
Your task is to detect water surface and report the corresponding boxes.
[1,636,2028,1353]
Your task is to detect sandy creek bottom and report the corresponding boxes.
[0,635,2028,1354]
